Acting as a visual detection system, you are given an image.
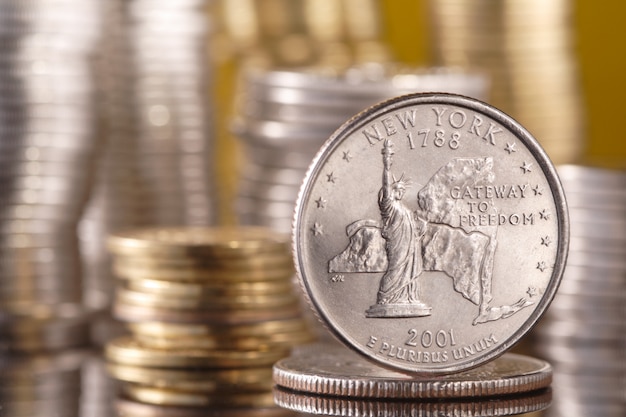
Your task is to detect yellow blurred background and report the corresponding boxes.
[212,0,626,225]
[380,0,626,167]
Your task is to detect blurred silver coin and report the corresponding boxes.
[293,93,568,374]
[558,164,626,185]
[548,400,625,417]
[242,144,317,170]
[533,320,624,344]
[0,146,93,162]
[0,374,81,397]
[238,181,301,203]
[568,234,626,253]
[0,322,90,352]
[0,132,93,150]
[240,165,306,187]
[236,198,297,218]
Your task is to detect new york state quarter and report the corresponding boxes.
[293,93,568,374]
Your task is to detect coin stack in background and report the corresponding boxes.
[231,64,488,234]
[0,350,88,417]
[105,226,313,416]
[79,0,218,325]
[0,2,105,414]
[211,0,390,69]
[427,0,586,165]
[209,0,393,226]
[272,343,553,417]
[0,0,103,322]
[80,353,118,417]
[532,165,626,417]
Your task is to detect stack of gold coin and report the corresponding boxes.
[427,0,585,165]
[211,0,391,69]
[105,226,314,415]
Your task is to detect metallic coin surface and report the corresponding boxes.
[108,226,290,258]
[115,398,293,417]
[273,385,552,417]
[113,302,301,325]
[107,363,273,392]
[105,336,290,368]
[273,343,551,398]
[293,93,568,374]
[121,385,277,408]
[128,318,310,338]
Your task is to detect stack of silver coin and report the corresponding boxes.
[533,165,626,417]
[79,0,217,314]
[427,0,585,165]
[0,0,103,352]
[232,64,488,234]
[0,349,87,417]
[80,353,118,417]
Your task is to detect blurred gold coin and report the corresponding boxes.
[112,252,294,271]
[113,260,294,282]
[128,318,310,338]
[133,328,314,350]
[107,363,273,392]
[121,384,277,407]
[116,288,299,311]
[113,302,302,324]
[115,397,295,417]
[106,336,289,368]
[108,226,289,259]
[125,278,294,297]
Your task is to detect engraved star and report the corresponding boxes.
[504,142,517,154]
[326,172,337,183]
[520,161,533,173]
[311,222,324,236]
[527,286,538,297]
[539,209,551,220]
[342,151,353,162]
[315,197,327,209]
[537,261,548,272]
[532,185,543,196]
[541,236,551,246]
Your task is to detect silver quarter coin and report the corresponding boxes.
[293,93,568,374]
[273,343,552,398]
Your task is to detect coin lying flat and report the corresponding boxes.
[107,226,290,259]
[105,336,290,369]
[115,397,294,417]
[115,287,298,311]
[107,363,273,393]
[273,385,552,417]
[125,278,294,297]
[293,93,568,374]
[134,329,314,351]
[113,300,302,325]
[112,261,295,282]
[121,385,277,408]
[127,318,309,339]
[273,343,551,398]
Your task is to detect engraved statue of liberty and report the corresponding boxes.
[329,138,534,324]
[365,139,432,318]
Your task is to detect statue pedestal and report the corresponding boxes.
[365,302,432,318]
